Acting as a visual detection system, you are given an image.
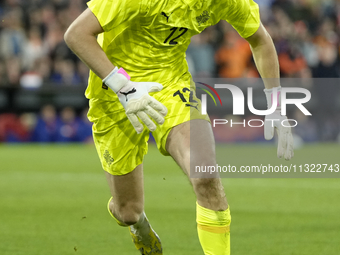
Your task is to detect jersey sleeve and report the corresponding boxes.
[222,0,261,39]
[87,0,143,32]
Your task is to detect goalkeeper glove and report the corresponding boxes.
[103,67,168,134]
[264,86,294,160]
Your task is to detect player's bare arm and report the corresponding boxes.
[65,8,167,134]
[246,23,280,88]
[246,23,294,160]
[64,8,113,79]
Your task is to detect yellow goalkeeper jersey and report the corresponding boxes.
[86,0,260,101]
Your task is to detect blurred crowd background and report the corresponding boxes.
[0,0,339,143]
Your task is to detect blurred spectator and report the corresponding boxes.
[187,32,216,77]
[77,107,93,143]
[22,26,48,70]
[278,43,308,77]
[0,0,340,143]
[4,56,21,87]
[215,30,256,78]
[19,112,37,138]
[0,59,8,86]
[0,0,88,88]
[312,34,339,77]
[31,104,59,142]
[56,106,83,142]
[0,8,26,60]
[0,105,93,143]
[30,105,92,143]
[0,0,338,84]
[0,113,31,142]
[51,59,81,85]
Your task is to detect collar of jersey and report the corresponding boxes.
[181,0,204,10]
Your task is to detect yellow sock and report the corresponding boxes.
[107,197,128,227]
[196,202,231,255]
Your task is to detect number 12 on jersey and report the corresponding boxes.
[164,27,188,45]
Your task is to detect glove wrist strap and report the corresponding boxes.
[103,67,131,93]
[264,86,282,111]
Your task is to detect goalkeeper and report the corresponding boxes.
[65,0,294,254]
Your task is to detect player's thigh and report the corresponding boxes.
[106,164,144,212]
[165,119,216,177]
[151,73,210,156]
[166,119,228,210]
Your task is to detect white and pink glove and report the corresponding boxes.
[264,86,294,160]
[103,67,168,134]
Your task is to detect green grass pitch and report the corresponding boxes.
[1,143,339,255]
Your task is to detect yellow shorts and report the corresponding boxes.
[87,76,209,175]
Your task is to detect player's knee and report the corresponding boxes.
[115,203,143,226]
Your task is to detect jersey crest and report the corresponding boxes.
[196,10,210,26]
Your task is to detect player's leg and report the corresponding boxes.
[166,119,231,255]
[106,165,162,254]
[106,164,144,226]
[88,98,162,254]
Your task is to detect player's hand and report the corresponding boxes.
[264,110,294,160]
[264,86,294,160]
[118,81,168,133]
[103,67,168,134]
